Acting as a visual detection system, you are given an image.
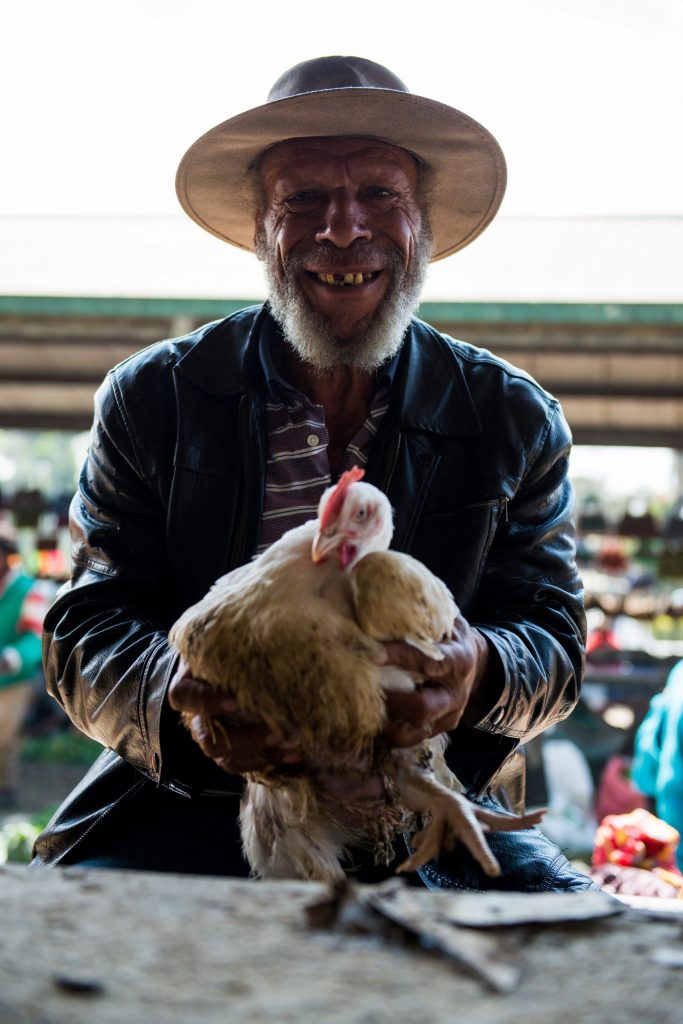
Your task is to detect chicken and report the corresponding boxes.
[169,466,543,883]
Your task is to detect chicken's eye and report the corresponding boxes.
[354,507,368,521]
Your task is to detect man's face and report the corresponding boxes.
[255,137,431,371]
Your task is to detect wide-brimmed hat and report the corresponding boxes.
[176,56,506,262]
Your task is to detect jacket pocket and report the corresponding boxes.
[409,497,509,613]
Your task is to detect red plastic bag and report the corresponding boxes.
[593,807,681,873]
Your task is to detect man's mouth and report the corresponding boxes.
[309,271,380,287]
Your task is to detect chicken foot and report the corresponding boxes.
[393,756,546,877]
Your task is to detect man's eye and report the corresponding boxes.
[286,190,319,205]
[368,187,395,200]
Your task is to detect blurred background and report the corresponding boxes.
[1,0,682,869]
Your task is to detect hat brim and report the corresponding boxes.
[176,88,506,262]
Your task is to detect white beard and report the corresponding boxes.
[255,231,432,373]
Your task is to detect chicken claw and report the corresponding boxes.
[394,761,546,877]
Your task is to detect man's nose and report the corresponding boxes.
[315,194,372,248]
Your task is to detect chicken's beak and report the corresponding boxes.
[311,529,342,564]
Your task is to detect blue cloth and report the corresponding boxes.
[413,791,598,892]
[632,660,683,870]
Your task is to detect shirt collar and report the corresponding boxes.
[258,317,300,402]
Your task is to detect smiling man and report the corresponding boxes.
[33,57,595,892]
[255,137,429,376]
[252,136,432,479]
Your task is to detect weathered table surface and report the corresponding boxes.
[1,864,682,1024]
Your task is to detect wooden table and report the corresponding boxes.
[1,864,681,1023]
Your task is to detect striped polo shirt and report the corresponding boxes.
[256,331,398,553]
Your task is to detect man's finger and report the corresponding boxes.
[189,715,304,772]
[385,685,455,726]
[383,686,459,746]
[381,718,432,748]
[168,675,238,716]
[189,716,265,757]
[382,641,450,678]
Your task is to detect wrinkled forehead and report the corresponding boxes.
[256,135,422,189]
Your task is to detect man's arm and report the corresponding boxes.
[381,402,585,759]
[45,371,301,786]
[468,401,585,740]
[42,375,180,781]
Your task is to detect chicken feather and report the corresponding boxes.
[351,549,457,659]
[171,520,386,757]
[170,469,544,883]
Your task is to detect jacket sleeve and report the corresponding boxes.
[467,400,586,743]
[42,373,179,784]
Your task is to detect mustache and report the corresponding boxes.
[284,241,404,273]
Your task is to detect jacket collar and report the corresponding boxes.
[174,304,268,396]
[393,317,482,437]
[175,304,482,437]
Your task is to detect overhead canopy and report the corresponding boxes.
[1,296,681,446]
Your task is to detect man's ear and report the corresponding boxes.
[241,161,264,245]
[253,221,268,262]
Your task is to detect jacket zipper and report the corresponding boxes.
[381,431,402,492]
[229,393,252,568]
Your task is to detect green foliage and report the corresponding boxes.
[0,732,102,863]
[21,730,102,766]
[0,807,56,864]
[0,428,85,495]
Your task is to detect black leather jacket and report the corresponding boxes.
[37,306,585,864]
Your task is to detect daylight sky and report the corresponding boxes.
[3,0,682,302]
[4,0,682,219]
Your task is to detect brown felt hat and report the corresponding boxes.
[176,56,506,262]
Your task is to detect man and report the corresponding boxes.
[33,57,592,890]
[0,522,46,808]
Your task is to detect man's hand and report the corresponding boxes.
[167,661,386,807]
[167,659,303,774]
[381,617,492,747]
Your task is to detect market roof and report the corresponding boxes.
[1,294,682,445]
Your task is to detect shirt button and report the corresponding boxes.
[306,434,319,447]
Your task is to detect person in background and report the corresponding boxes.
[0,521,47,808]
[631,659,683,869]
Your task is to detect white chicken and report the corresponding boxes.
[170,466,543,883]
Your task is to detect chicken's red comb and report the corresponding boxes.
[320,466,365,530]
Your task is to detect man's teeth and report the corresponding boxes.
[316,272,375,286]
